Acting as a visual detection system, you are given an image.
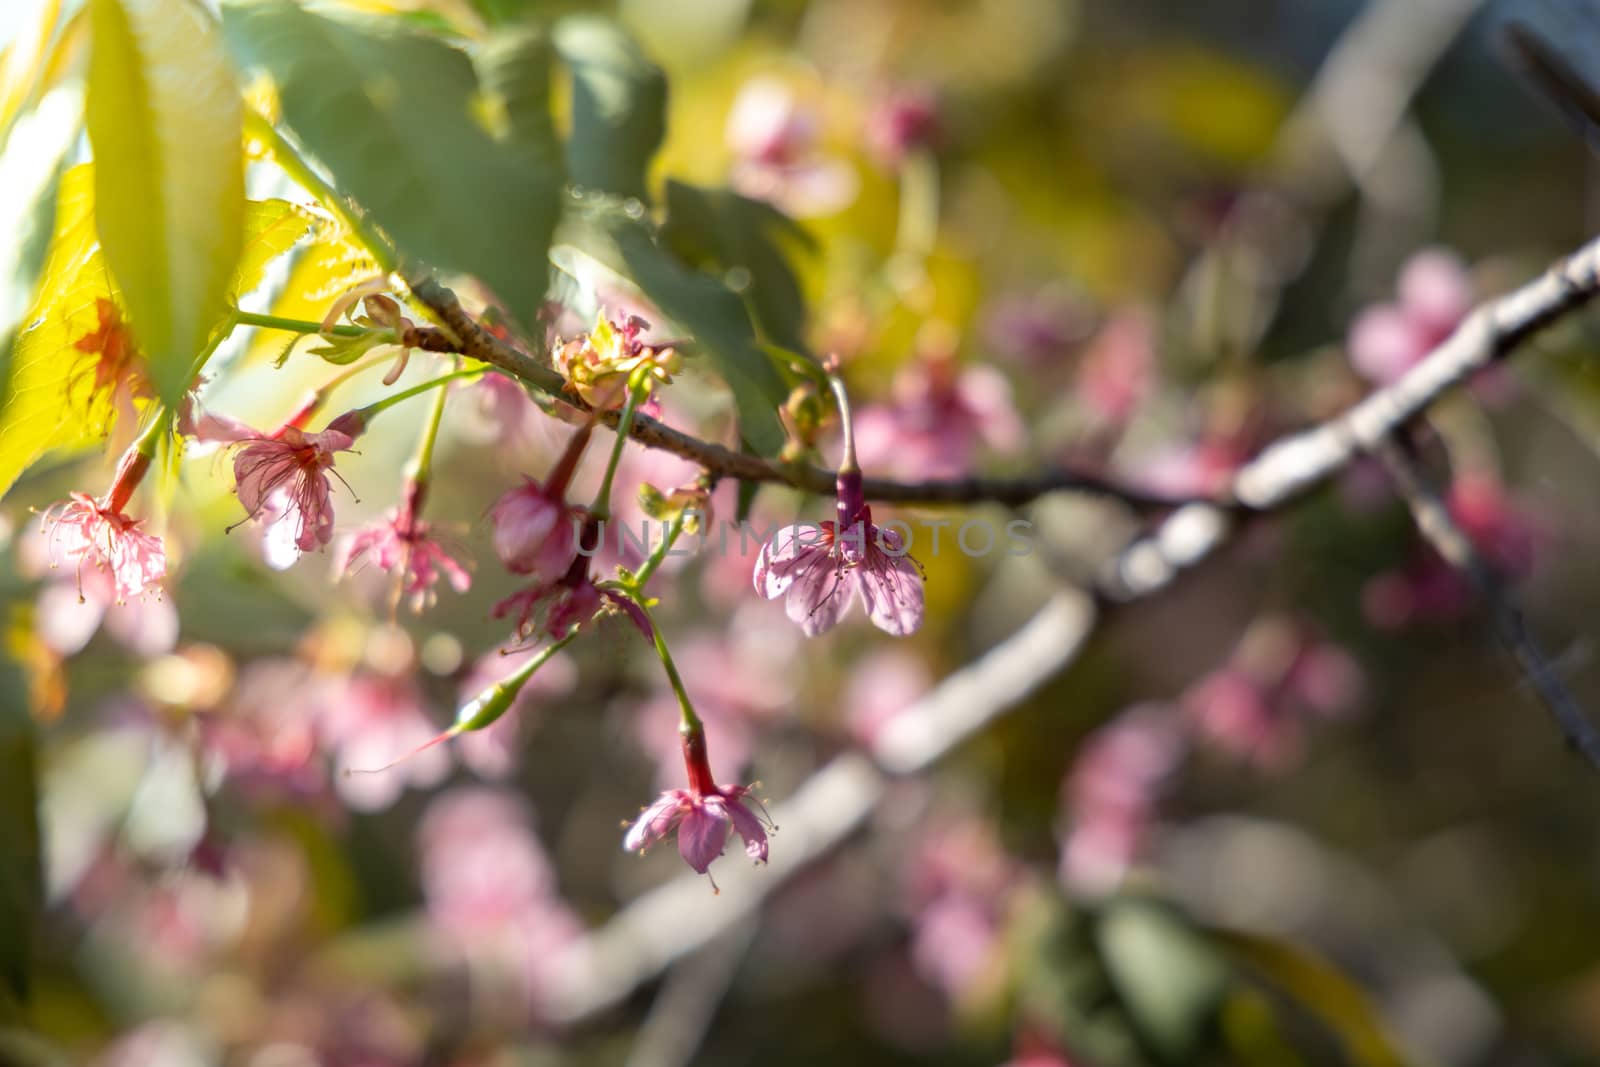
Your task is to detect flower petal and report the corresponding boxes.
[754,523,830,599]
[725,795,769,863]
[860,550,925,636]
[676,798,731,874]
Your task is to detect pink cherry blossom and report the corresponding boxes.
[1075,308,1157,425]
[982,285,1092,367]
[318,671,451,811]
[42,490,166,603]
[202,410,365,556]
[624,781,772,877]
[336,483,470,612]
[754,512,925,637]
[490,476,581,578]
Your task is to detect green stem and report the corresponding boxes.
[589,370,649,520]
[408,363,453,485]
[236,309,365,338]
[247,109,399,275]
[452,631,580,734]
[634,596,700,732]
[353,367,484,423]
[631,510,686,590]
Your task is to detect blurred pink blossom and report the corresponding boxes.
[865,83,940,169]
[847,647,933,746]
[726,76,857,217]
[1060,705,1185,895]
[1347,248,1471,385]
[904,816,1021,1002]
[855,351,1024,479]
[1075,309,1157,426]
[982,285,1092,368]
[318,671,450,811]
[336,482,470,613]
[1181,618,1363,770]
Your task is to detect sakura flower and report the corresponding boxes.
[199,409,366,556]
[624,781,771,878]
[1181,617,1362,770]
[754,467,925,636]
[1076,308,1157,426]
[41,450,166,602]
[318,670,451,811]
[624,723,773,886]
[553,313,678,411]
[490,423,592,577]
[336,481,470,612]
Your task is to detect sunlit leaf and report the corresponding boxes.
[553,15,666,201]
[0,0,63,146]
[222,0,561,333]
[564,204,789,455]
[0,170,320,499]
[87,0,245,408]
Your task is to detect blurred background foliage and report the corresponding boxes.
[3,0,1600,1065]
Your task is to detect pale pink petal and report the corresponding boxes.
[753,524,830,599]
[725,793,770,863]
[860,551,924,636]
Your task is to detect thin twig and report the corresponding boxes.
[405,275,1205,512]
[1373,435,1600,767]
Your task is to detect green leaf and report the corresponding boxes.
[476,25,560,172]
[1212,927,1411,1067]
[222,0,561,335]
[660,180,814,357]
[0,652,40,1011]
[552,16,665,201]
[1096,896,1232,1063]
[608,216,788,456]
[87,0,245,407]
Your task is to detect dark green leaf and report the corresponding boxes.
[607,216,788,456]
[476,25,560,172]
[552,16,665,201]
[221,0,561,333]
[661,180,813,357]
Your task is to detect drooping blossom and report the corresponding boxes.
[726,75,858,217]
[34,563,178,658]
[41,448,166,602]
[1059,705,1185,895]
[195,408,366,556]
[755,465,925,638]
[854,337,1024,480]
[489,423,591,577]
[336,480,470,612]
[1180,617,1363,770]
[1347,248,1472,385]
[865,83,941,169]
[624,723,773,887]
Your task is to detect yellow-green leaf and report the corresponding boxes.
[87,0,244,406]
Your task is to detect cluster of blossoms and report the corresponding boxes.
[1060,617,1362,893]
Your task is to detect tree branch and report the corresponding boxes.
[1373,435,1600,768]
[405,276,1203,512]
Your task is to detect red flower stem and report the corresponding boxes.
[680,719,717,798]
